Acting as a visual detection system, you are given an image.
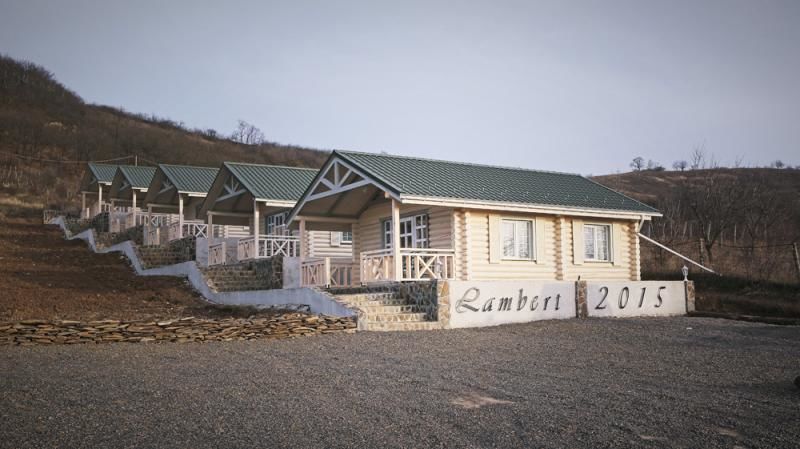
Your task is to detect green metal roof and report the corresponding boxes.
[160,164,218,194]
[225,162,318,201]
[118,165,157,189]
[336,151,659,214]
[88,163,118,184]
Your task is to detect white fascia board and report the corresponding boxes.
[183,192,209,198]
[400,195,661,220]
[255,199,297,208]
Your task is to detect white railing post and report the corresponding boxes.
[324,257,331,288]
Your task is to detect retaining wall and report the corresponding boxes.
[50,217,356,317]
[1,315,356,346]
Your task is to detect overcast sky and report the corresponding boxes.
[1,0,798,174]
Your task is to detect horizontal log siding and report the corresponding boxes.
[467,212,558,281]
[465,211,638,281]
[354,202,454,256]
[305,231,353,259]
[559,217,636,281]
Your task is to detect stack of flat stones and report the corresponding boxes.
[0,314,356,346]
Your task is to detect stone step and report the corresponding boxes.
[367,312,428,323]
[342,298,412,308]
[358,304,423,314]
[336,292,401,303]
[363,321,441,332]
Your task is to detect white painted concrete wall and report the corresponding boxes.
[586,281,687,317]
[283,257,301,289]
[195,237,240,266]
[51,217,356,317]
[447,280,576,329]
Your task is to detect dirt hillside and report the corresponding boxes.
[0,204,269,321]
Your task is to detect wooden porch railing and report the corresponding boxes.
[237,235,300,262]
[398,248,455,281]
[208,242,226,266]
[359,248,455,283]
[301,258,357,288]
[360,249,394,284]
[167,221,208,241]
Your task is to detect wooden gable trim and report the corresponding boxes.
[287,153,400,224]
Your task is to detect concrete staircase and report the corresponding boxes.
[332,288,441,331]
[202,264,271,293]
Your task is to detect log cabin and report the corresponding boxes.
[107,165,157,232]
[78,163,118,219]
[141,164,219,245]
[199,162,353,266]
[287,151,661,287]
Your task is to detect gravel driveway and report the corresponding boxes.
[2,317,799,448]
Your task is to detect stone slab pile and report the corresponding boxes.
[1,314,356,346]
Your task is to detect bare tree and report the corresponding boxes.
[678,171,743,261]
[690,145,705,170]
[672,160,688,171]
[231,120,265,145]
[771,160,785,169]
[630,156,645,171]
[646,159,664,171]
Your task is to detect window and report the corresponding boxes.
[584,224,611,261]
[384,213,428,249]
[501,219,533,260]
[340,231,353,244]
[267,212,288,235]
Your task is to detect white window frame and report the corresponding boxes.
[383,213,428,249]
[583,223,612,262]
[501,219,535,261]
[267,212,288,235]
[340,231,353,244]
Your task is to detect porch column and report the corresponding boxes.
[81,192,86,219]
[253,200,260,258]
[207,212,213,256]
[97,185,103,211]
[178,194,184,239]
[132,191,137,226]
[299,219,307,262]
[252,200,260,237]
[391,199,401,281]
[147,205,152,240]
[351,223,356,262]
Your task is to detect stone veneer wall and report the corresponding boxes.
[251,256,283,290]
[397,281,442,321]
[136,236,197,269]
[1,314,356,346]
[94,225,144,248]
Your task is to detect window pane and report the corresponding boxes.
[597,226,609,260]
[502,221,515,257]
[516,222,530,258]
[584,226,596,259]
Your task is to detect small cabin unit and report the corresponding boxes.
[107,165,157,232]
[199,162,352,266]
[78,163,118,219]
[288,151,661,288]
[141,164,219,245]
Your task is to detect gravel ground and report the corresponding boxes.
[2,317,799,449]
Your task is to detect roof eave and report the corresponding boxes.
[400,195,662,219]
